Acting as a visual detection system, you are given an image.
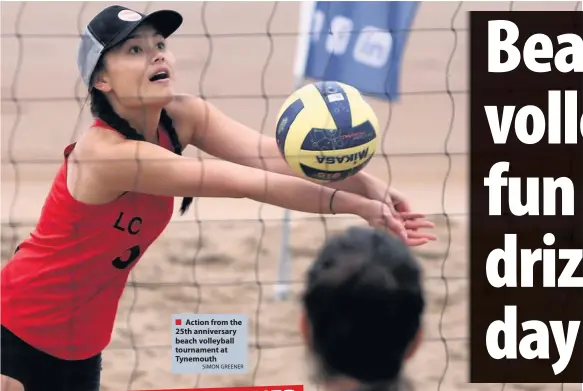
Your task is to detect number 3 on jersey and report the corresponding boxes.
[112,245,141,269]
[111,212,142,270]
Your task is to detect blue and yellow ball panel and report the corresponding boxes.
[300,121,377,152]
[275,98,304,161]
[312,81,352,132]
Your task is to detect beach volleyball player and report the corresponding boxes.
[1,5,436,391]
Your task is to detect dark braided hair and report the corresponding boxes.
[89,58,193,215]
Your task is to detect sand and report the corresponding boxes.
[1,1,581,391]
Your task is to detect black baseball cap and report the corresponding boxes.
[77,5,183,87]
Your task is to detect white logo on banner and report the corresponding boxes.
[325,15,353,55]
[311,11,393,68]
[353,26,393,68]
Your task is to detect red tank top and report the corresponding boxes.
[1,118,175,360]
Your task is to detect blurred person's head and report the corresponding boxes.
[77,6,182,118]
[300,227,425,391]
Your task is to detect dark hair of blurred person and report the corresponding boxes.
[300,226,425,391]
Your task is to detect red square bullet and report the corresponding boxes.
[175,319,182,326]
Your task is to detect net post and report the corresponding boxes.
[274,208,292,301]
[274,1,316,301]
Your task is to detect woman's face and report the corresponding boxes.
[95,24,176,108]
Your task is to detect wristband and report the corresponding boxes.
[329,189,338,215]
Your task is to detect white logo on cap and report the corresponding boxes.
[118,10,142,22]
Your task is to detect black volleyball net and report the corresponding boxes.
[1,2,581,391]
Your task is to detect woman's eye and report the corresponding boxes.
[129,46,142,54]
[156,42,166,50]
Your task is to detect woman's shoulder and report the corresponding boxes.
[165,93,204,120]
[164,94,206,147]
[70,122,127,162]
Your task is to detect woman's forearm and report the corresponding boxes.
[177,154,368,216]
[238,166,366,216]
[324,171,376,197]
[248,136,378,199]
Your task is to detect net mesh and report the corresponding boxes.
[1,1,581,391]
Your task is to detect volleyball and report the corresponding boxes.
[275,81,379,183]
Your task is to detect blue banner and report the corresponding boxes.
[303,1,419,101]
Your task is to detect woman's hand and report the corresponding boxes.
[356,198,437,246]
[361,177,437,246]
[355,199,409,242]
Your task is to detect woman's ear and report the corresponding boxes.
[93,71,112,93]
[404,328,422,361]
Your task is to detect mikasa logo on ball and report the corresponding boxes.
[316,148,370,165]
